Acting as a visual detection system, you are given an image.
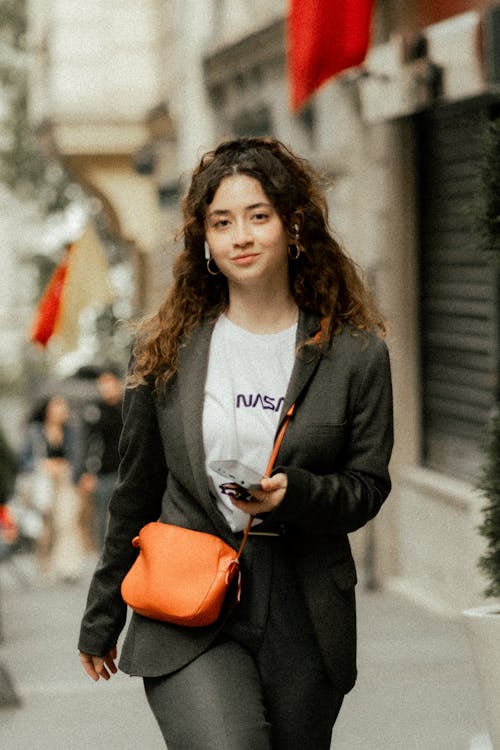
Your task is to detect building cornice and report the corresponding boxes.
[203,17,285,89]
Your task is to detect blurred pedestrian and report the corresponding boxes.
[19,395,84,581]
[0,505,18,562]
[0,425,18,561]
[78,136,393,749]
[79,366,123,550]
[0,424,17,506]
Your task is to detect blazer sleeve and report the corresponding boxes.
[78,381,167,656]
[269,336,393,535]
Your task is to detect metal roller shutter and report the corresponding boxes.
[417,97,500,480]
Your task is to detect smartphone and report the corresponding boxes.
[209,460,263,491]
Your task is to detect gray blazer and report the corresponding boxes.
[78,310,393,695]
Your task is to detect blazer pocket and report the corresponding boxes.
[302,421,347,437]
[297,422,348,468]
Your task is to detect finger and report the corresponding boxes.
[230,496,262,512]
[239,497,279,515]
[237,486,286,511]
[260,474,287,492]
[246,489,266,503]
[97,665,111,681]
[103,653,118,674]
[80,654,101,682]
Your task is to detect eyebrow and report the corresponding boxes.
[207,201,272,218]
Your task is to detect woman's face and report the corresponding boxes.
[204,174,291,292]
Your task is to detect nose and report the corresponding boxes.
[232,219,253,247]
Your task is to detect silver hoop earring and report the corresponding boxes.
[288,223,303,260]
[295,226,304,253]
[204,240,211,261]
[206,257,220,276]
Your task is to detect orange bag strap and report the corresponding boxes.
[236,402,296,557]
[235,318,326,558]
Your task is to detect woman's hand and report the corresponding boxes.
[230,472,287,515]
[79,647,118,682]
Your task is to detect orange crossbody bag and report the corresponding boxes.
[121,403,295,627]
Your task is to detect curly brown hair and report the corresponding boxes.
[129,136,386,390]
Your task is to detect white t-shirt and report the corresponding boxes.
[203,314,297,531]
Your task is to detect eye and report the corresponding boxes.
[212,218,230,229]
[252,212,269,222]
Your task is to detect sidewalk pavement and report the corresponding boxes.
[0,552,492,750]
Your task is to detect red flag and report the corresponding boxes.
[288,0,374,112]
[30,223,114,352]
[52,222,114,354]
[30,250,70,346]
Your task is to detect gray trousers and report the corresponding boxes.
[143,535,343,750]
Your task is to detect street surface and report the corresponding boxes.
[0,552,492,749]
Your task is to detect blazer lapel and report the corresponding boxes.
[276,310,323,438]
[177,319,220,518]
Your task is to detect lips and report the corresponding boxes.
[232,254,258,265]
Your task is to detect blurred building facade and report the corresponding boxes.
[27,0,500,614]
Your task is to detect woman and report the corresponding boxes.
[19,395,84,580]
[79,137,393,749]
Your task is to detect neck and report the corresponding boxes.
[226,286,298,334]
